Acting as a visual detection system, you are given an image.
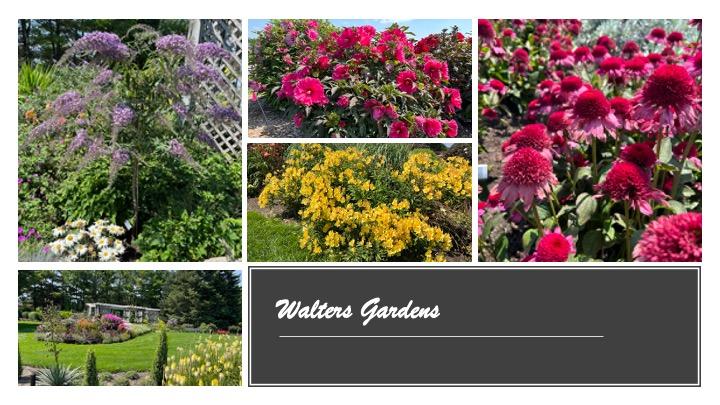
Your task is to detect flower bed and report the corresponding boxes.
[35,314,153,344]
[164,335,241,386]
[257,144,471,261]
[250,19,471,137]
[478,19,701,262]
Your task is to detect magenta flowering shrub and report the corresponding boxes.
[35,313,149,344]
[479,19,701,262]
[250,20,471,138]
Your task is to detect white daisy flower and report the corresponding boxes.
[71,219,87,229]
[64,233,78,247]
[96,236,111,248]
[98,248,116,261]
[108,225,125,236]
[75,245,88,256]
[50,241,65,255]
[52,227,65,237]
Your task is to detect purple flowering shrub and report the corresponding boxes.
[19,26,242,261]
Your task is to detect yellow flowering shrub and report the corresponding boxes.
[259,145,471,261]
[164,335,241,386]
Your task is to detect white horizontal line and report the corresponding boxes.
[279,335,605,338]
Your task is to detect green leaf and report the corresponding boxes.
[522,229,539,251]
[667,200,687,214]
[576,193,597,226]
[574,166,592,182]
[658,137,673,163]
[582,229,603,258]
[494,236,509,261]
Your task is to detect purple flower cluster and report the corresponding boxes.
[112,148,130,166]
[111,105,134,128]
[27,117,65,143]
[194,42,230,60]
[168,138,188,157]
[172,102,189,118]
[208,104,241,123]
[92,68,115,86]
[177,63,222,83]
[68,129,88,153]
[100,313,125,331]
[156,35,190,56]
[74,32,130,61]
[196,131,217,149]
[52,91,85,116]
[18,227,40,243]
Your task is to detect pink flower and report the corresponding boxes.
[332,64,349,80]
[396,70,417,94]
[293,77,328,106]
[634,213,701,262]
[337,27,359,49]
[388,121,409,138]
[423,57,449,85]
[336,95,350,108]
[444,120,458,138]
[307,28,319,41]
[495,147,558,211]
[292,112,303,128]
[595,161,667,215]
[444,87,462,113]
[633,64,700,136]
[528,227,576,262]
[422,118,442,137]
[568,88,619,142]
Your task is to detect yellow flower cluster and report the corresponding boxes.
[259,145,471,262]
[164,335,241,386]
[395,152,472,202]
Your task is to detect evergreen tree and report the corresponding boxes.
[152,324,168,385]
[84,350,98,386]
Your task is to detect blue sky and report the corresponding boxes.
[248,19,471,39]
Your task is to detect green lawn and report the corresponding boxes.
[18,322,232,372]
[247,211,321,261]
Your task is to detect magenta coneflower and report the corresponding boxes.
[478,19,496,44]
[549,49,574,68]
[569,88,619,142]
[546,110,569,135]
[502,123,553,160]
[529,227,576,262]
[495,147,558,211]
[623,55,653,79]
[591,45,608,63]
[646,27,667,44]
[622,41,640,57]
[573,46,592,63]
[667,31,684,45]
[598,57,625,82]
[633,213,701,262]
[559,75,585,100]
[510,48,530,73]
[595,161,667,215]
[620,142,657,170]
[609,96,637,131]
[596,35,616,50]
[633,64,700,136]
[684,51,702,77]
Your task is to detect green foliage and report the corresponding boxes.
[18,63,55,95]
[37,364,82,386]
[152,325,167,386]
[84,350,99,386]
[18,348,22,377]
[160,271,242,329]
[28,311,41,321]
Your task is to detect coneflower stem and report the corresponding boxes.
[591,138,598,181]
[671,132,698,199]
[652,132,664,187]
[624,201,633,262]
[532,201,544,233]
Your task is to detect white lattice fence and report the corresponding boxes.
[188,19,243,157]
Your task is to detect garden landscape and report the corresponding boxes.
[18,19,243,262]
[18,270,242,386]
[477,19,701,262]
